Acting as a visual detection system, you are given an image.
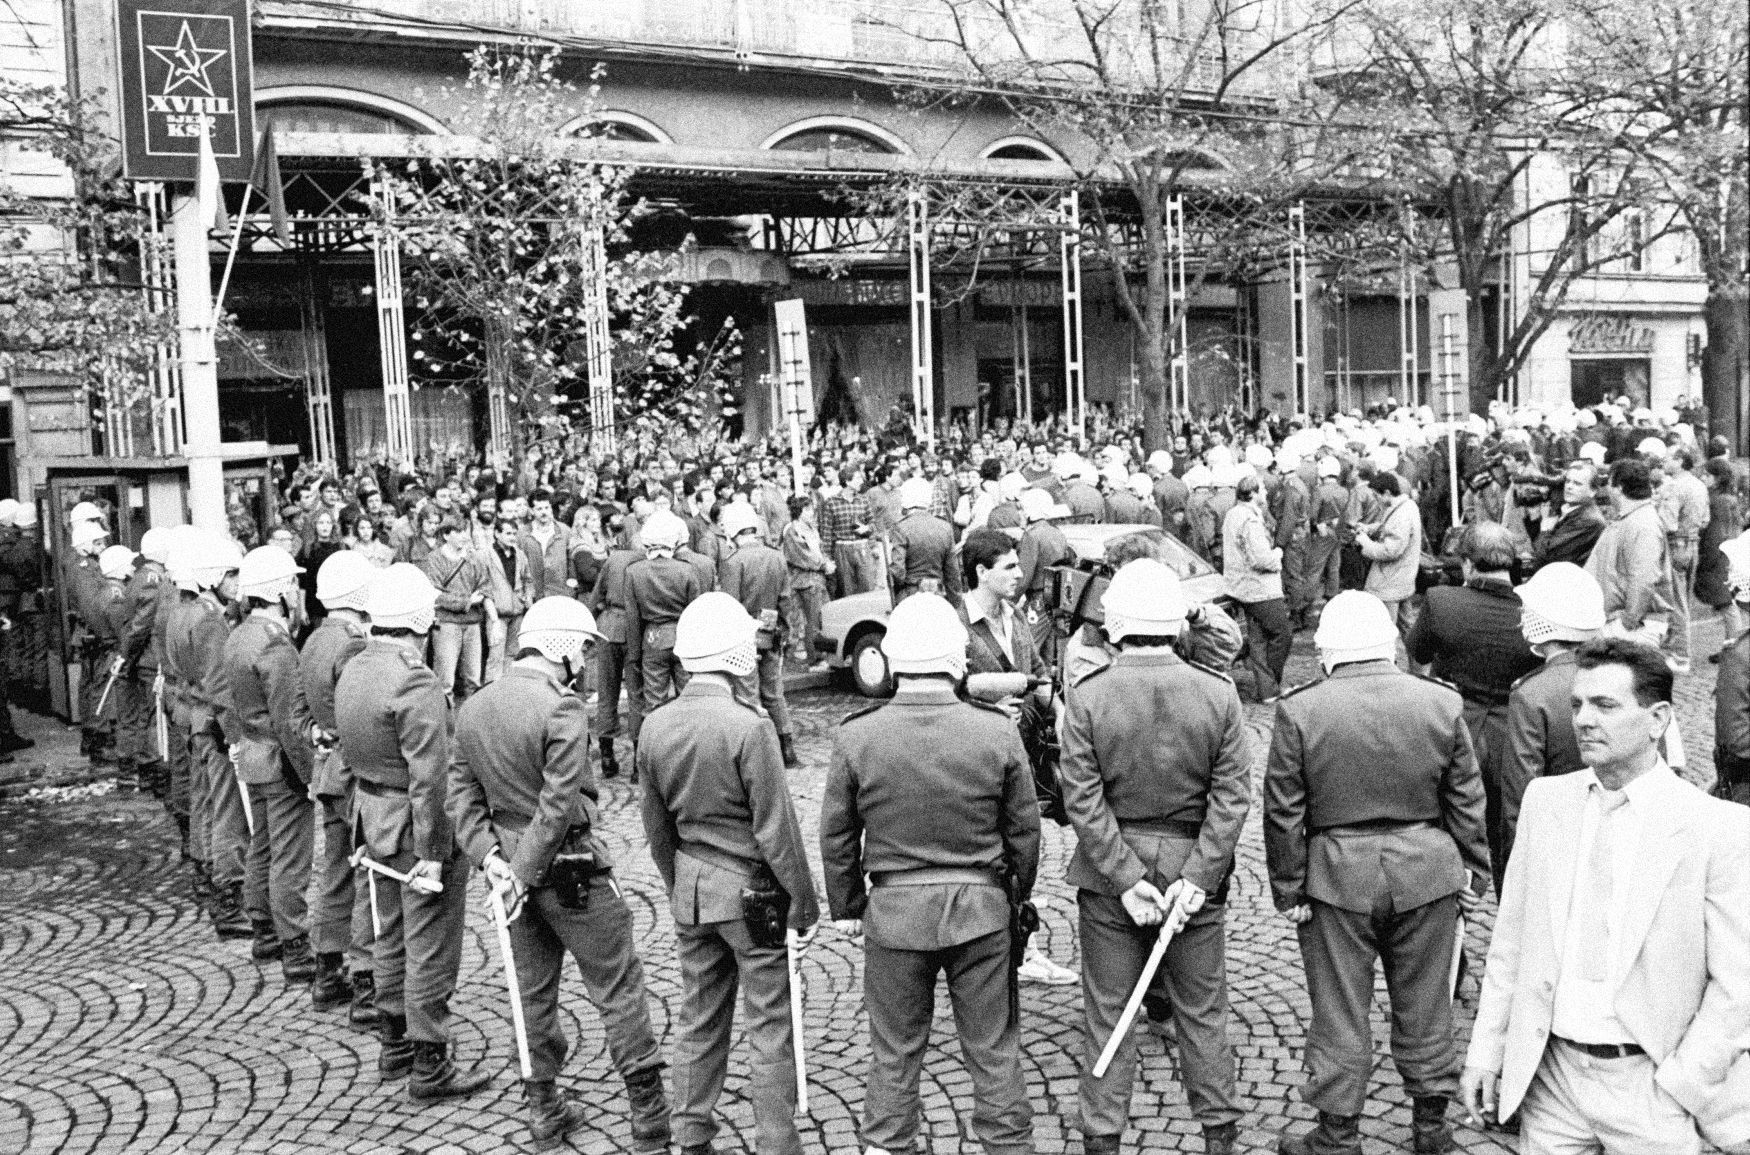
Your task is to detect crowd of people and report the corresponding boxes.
[8,385,1750,1155]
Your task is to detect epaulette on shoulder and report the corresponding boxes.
[1413,671,1463,697]
[398,648,425,671]
[841,701,885,725]
[1509,665,1544,693]
[967,698,1011,718]
[1276,677,1323,701]
[1071,660,1113,689]
[1185,658,1234,685]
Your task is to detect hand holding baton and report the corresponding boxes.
[489,880,534,1080]
[787,928,809,1116]
[94,654,124,717]
[1092,891,1196,1078]
[348,846,444,894]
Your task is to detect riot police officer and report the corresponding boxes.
[1265,591,1490,1155]
[626,509,705,725]
[223,545,321,985]
[638,592,819,1155]
[299,551,377,1022]
[718,503,800,768]
[124,529,174,819]
[450,596,671,1153]
[67,513,113,761]
[335,563,488,1101]
[1060,559,1251,1155]
[888,477,955,602]
[586,535,646,780]
[820,593,1040,1155]
[1715,531,1750,805]
[92,545,135,778]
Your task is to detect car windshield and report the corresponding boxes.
[1065,525,1217,580]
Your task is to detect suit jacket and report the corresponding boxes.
[1465,765,1750,1140]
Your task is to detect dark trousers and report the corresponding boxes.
[193,727,248,887]
[1240,597,1293,699]
[863,928,1033,1155]
[1296,893,1462,1116]
[1462,699,1512,884]
[734,648,792,738]
[595,639,645,743]
[370,849,470,1044]
[243,775,313,939]
[115,667,155,764]
[640,644,686,716]
[312,793,373,966]
[672,918,803,1155]
[1282,536,1312,618]
[1306,533,1342,604]
[509,877,663,1083]
[169,720,201,862]
[1077,890,1239,1136]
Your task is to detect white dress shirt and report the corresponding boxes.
[1550,760,1680,1044]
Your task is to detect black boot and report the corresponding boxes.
[628,742,639,785]
[173,814,192,860]
[1412,1096,1455,1154]
[378,1013,415,1080]
[189,860,214,910]
[1279,1112,1362,1155]
[1083,1137,1121,1155]
[523,1079,585,1151]
[407,1039,491,1101]
[680,1145,717,1155]
[250,918,282,961]
[779,734,800,769]
[311,951,349,1007]
[598,736,619,779]
[1204,1122,1239,1155]
[0,731,35,753]
[624,1067,671,1153]
[349,970,380,1030]
[114,756,139,790]
[209,883,252,939]
[280,933,317,985]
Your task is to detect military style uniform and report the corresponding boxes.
[1059,651,1252,1144]
[334,636,472,1062]
[888,509,955,601]
[1306,478,1348,611]
[87,576,129,758]
[451,666,670,1148]
[120,561,168,802]
[638,681,819,1155]
[719,536,796,747]
[1715,629,1750,806]
[821,686,1039,1155]
[223,613,320,967]
[1273,471,1312,624]
[65,551,112,755]
[588,547,647,752]
[626,554,705,715]
[1016,519,1071,663]
[299,614,374,1004]
[1263,661,1490,1123]
[1502,650,1586,855]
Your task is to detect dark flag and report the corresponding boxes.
[250,127,293,244]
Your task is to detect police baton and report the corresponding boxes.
[348,846,444,894]
[152,673,169,763]
[787,928,808,1116]
[1093,907,1188,1079]
[1450,914,1466,999]
[488,881,534,1081]
[94,654,124,717]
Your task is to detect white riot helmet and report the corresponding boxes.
[1722,531,1750,603]
[68,501,104,527]
[190,531,244,593]
[315,550,375,612]
[1313,590,1398,672]
[1517,562,1606,645]
[1183,465,1214,489]
[71,520,110,554]
[238,544,304,602]
[898,477,933,511]
[519,595,604,667]
[1637,436,1668,460]
[1126,473,1154,499]
[163,526,210,591]
[674,591,757,676]
[882,593,968,679]
[139,526,179,565]
[99,544,138,581]
[720,503,763,542]
[12,504,35,529]
[0,499,18,526]
[1317,456,1342,479]
[1018,488,1070,523]
[640,510,688,556]
[1100,559,1187,642]
[366,563,437,634]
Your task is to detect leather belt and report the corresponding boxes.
[1553,1036,1644,1060]
[1313,818,1437,835]
[1120,819,1204,839]
[679,841,761,877]
[870,867,1003,888]
[354,778,409,798]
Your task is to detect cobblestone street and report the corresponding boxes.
[0,616,1732,1155]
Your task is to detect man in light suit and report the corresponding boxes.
[1461,639,1750,1155]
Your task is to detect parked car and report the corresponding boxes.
[816,523,1229,698]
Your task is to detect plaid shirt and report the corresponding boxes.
[819,489,871,552]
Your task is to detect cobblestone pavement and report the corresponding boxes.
[0,613,1732,1155]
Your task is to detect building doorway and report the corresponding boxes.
[1571,359,1650,408]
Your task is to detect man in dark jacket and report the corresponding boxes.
[1531,461,1608,571]
[1267,591,1490,1155]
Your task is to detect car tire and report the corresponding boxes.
[848,629,895,699]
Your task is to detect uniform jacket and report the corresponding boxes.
[1311,480,1347,537]
[1103,491,1152,525]
[719,541,792,651]
[1063,481,1105,523]
[1716,631,1750,782]
[299,614,368,798]
[677,545,718,592]
[91,580,128,643]
[1533,502,1607,570]
[1223,501,1283,603]
[518,522,573,600]
[65,555,105,632]
[820,686,1040,950]
[1060,650,1252,897]
[450,666,606,885]
[1361,494,1423,601]
[1504,651,1586,827]
[221,614,318,786]
[123,563,168,672]
[587,548,643,646]
[1406,577,1541,706]
[1465,765,1750,1137]
[626,555,705,652]
[1263,660,1489,913]
[636,681,819,929]
[163,591,231,730]
[1154,473,1190,537]
[483,540,533,618]
[1587,499,1676,631]
[1271,473,1311,547]
[1016,521,1070,597]
[334,636,454,861]
[889,511,956,593]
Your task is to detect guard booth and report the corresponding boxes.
[36,445,297,721]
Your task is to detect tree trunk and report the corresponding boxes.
[1702,286,1748,452]
[1139,340,1170,452]
[1465,292,1497,416]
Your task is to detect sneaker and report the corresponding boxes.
[808,661,831,673]
[1668,657,1692,675]
[1017,947,1078,985]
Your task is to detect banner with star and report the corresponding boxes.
[115,0,255,182]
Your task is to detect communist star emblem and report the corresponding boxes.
[147,21,228,97]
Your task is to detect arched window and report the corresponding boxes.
[981,137,1065,163]
[761,117,909,155]
[563,111,671,144]
[255,89,448,135]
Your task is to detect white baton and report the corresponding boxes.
[490,884,534,1080]
[787,929,808,1116]
[348,847,444,894]
[1093,914,1184,1078]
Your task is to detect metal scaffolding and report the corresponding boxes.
[298,257,337,465]
[1167,194,1190,412]
[583,212,616,456]
[1289,201,1312,415]
[371,180,415,468]
[1060,191,1087,438]
[906,192,936,449]
[137,182,184,457]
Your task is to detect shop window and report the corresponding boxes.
[1571,359,1649,408]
